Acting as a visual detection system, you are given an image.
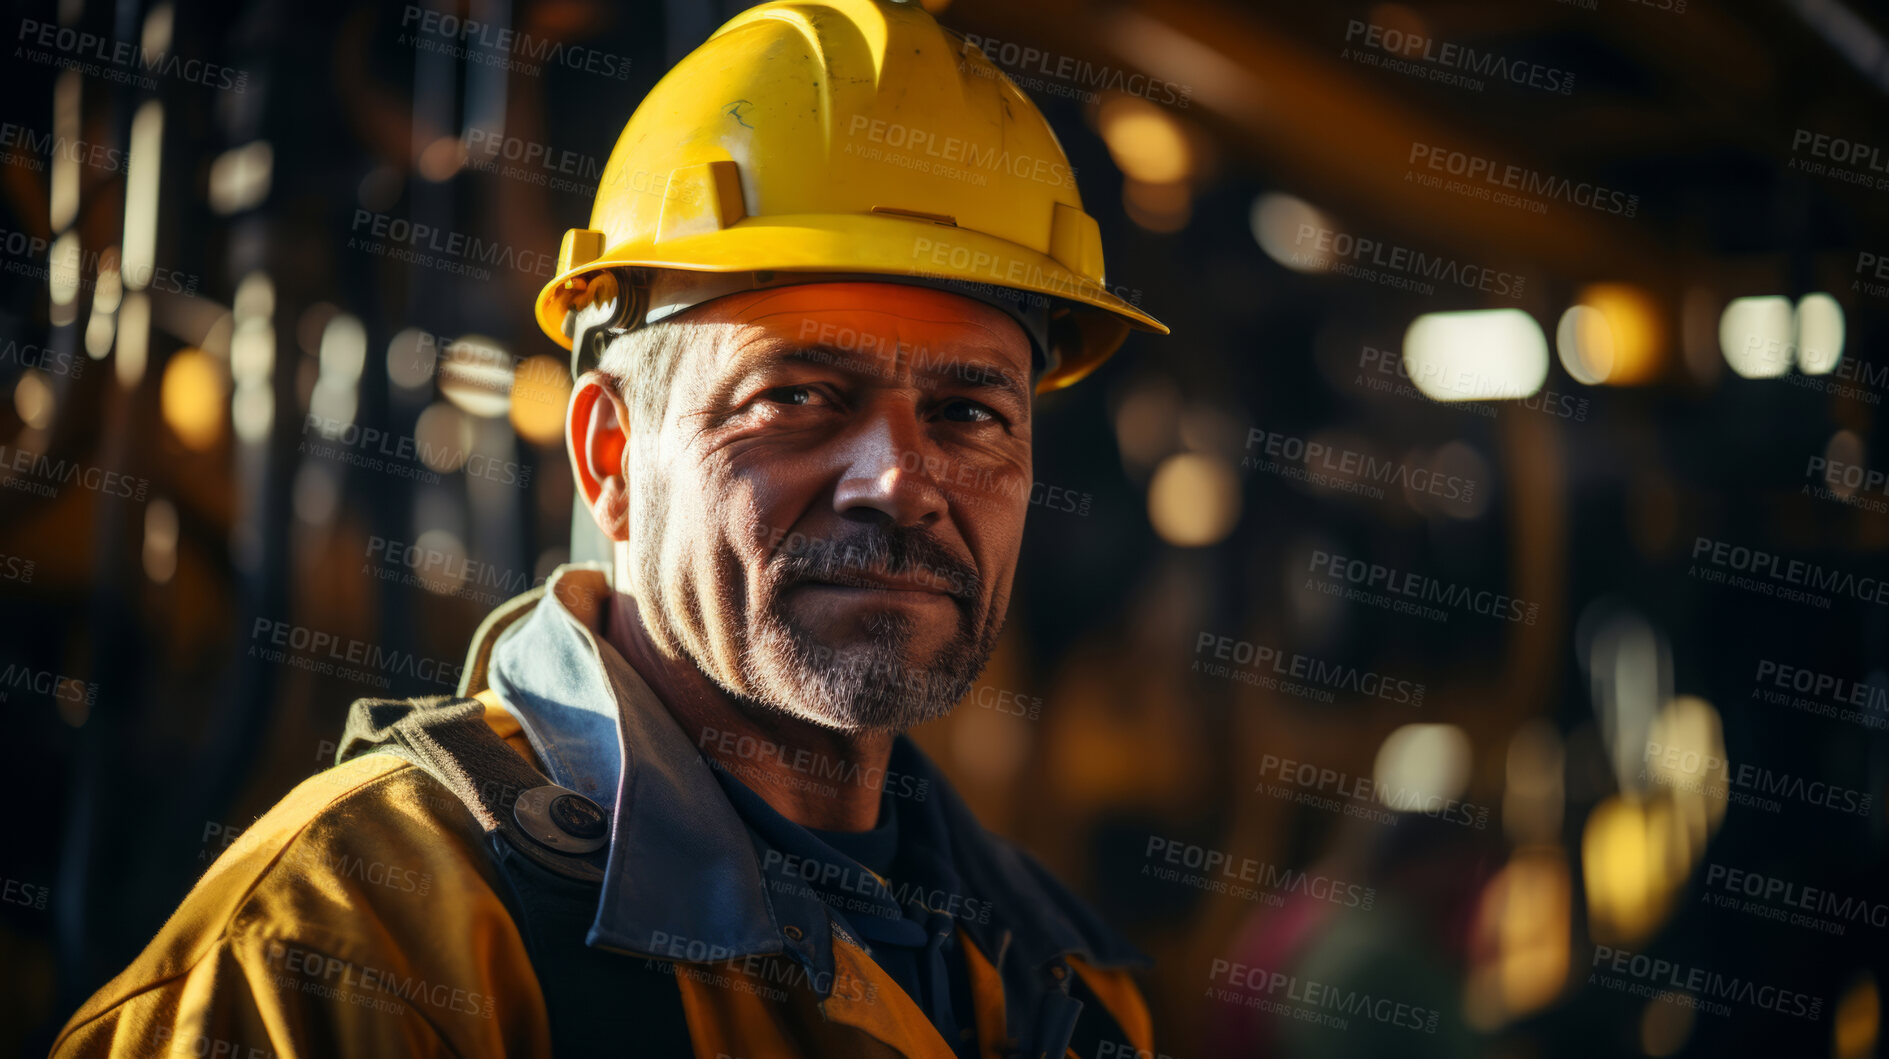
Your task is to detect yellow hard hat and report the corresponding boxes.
[534,0,1167,393]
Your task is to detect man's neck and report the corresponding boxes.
[603,591,892,832]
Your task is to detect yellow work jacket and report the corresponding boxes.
[49,565,1155,1057]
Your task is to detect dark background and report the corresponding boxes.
[3,0,1886,1055]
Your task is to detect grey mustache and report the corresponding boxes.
[771,529,980,602]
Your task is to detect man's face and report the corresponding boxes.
[621,282,1034,733]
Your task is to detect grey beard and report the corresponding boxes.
[736,591,1002,732]
[629,479,1003,731]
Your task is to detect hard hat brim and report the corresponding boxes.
[535,213,1168,393]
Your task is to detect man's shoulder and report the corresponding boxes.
[62,726,521,1026]
[51,720,553,1057]
[224,692,545,936]
[221,747,509,927]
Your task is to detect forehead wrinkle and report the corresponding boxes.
[734,283,1012,319]
[740,306,1005,330]
[734,335,1028,404]
[741,308,1020,349]
[737,315,1029,378]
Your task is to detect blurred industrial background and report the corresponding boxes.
[4,0,1888,1055]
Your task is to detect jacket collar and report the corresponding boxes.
[459,563,1148,980]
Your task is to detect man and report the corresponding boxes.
[51,0,1166,1055]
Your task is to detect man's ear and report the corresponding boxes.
[566,371,632,542]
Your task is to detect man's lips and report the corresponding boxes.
[793,571,954,596]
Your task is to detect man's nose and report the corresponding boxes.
[831,407,948,527]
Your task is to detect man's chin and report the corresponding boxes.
[780,586,961,649]
[755,649,965,732]
[730,630,953,730]
[722,600,1001,732]
[762,694,954,736]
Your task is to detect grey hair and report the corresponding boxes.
[590,320,718,619]
[592,319,717,445]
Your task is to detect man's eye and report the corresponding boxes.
[939,399,998,423]
[762,385,822,407]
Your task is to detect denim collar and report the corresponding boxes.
[459,563,1148,986]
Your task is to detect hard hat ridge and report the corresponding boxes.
[535,0,1167,392]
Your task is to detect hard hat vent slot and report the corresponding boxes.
[870,206,957,227]
[657,161,748,242]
